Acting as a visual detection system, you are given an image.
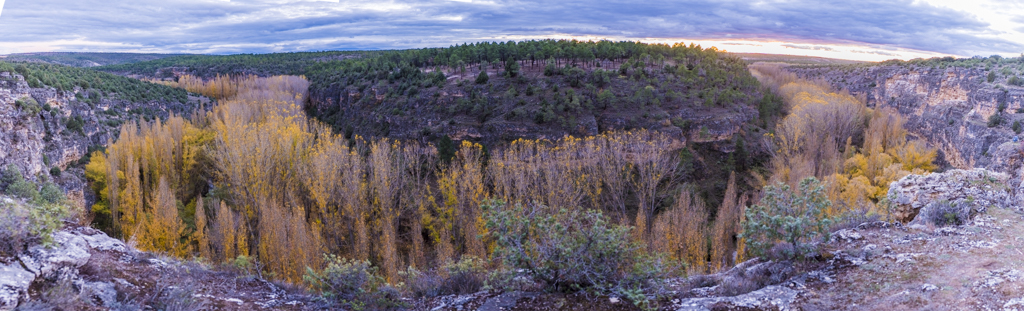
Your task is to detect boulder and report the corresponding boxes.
[0,262,33,310]
[887,168,1014,223]
[18,231,91,277]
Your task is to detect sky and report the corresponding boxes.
[0,0,1022,61]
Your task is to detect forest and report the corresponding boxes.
[1,52,183,68]
[96,51,368,79]
[0,61,192,104]
[302,39,764,137]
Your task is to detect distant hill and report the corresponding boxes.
[734,53,867,65]
[95,51,367,78]
[1,52,185,67]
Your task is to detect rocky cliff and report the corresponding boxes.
[0,70,203,209]
[788,64,1023,172]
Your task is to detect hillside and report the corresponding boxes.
[0,52,184,68]
[96,51,366,79]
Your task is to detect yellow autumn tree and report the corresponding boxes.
[138,177,188,257]
[652,188,708,274]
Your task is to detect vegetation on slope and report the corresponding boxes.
[304,40,763,138]
[1,52,184,67]
[0,61,192,104]
[0,165,73,256]
[96,51,366,79]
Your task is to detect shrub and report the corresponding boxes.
[988,70,997,83]
[923,201,970,226]
[39,181,65,204]
[1014,120,1022,134]
[401,256,488,298]
[49,166,61,178]
[0,201,33,256]
[304,254,405,310]
[1009,76,1023,86]
[482,200,678,295]
[988,113,1003,128]
[545,60,559,76]
[741,177,836,260]
[0,164,21,190]
[475,70,489,84]
[66,115,85,135]
[15,97,41,115]
[439,256,487,295]
[7,178,39,202]
[0,197,70,256]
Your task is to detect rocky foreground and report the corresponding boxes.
[0,223,318,310]
[2,168,1023,311]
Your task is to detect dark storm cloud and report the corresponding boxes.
[0,0,1020,55]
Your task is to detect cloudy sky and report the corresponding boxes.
[0,0,1022,61]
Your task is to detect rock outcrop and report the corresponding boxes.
[886,168,1016,223]
[0,227,114,310]
[1,225,317,310]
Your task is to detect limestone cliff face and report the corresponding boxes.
[0,72,192,210]
[789,65,1022,171]
[0,73,95,208]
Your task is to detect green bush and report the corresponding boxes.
[39,181,65,204]
[741,177,836,260]
[304,254,405,310]
[7,179,40,202]
[482,200,678,296]
[988,113,1003,128]
[545,60,559,76]
[988,70,997,83]
[15,97,41,115]
[0,195,70,255]
[1,165,21,190]
[1014,120,1022,134]
[65,116,85,135]
[475,70,489,84]
[1009,76,1024,86]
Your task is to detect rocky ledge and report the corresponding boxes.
[886,168,1018,223]
[0,226,316,310]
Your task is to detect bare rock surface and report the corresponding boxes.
[0,262,33,310]
[887,168,1015,223]
[5,225,319,310]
